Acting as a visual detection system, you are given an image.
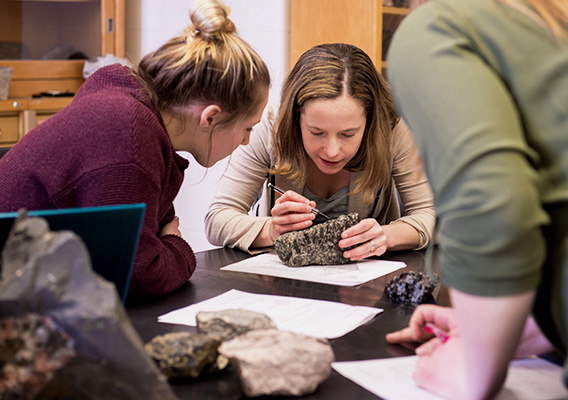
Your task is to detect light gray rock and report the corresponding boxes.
[274,213,360,267]
[197,309,276,341]
[218,329,334,397]
[0,211,178,400]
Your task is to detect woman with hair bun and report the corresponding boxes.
[0,0,270,300]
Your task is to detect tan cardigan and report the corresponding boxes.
[205,105,435,254]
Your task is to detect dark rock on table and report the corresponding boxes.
[384,271,440,304]
[145,332,226,379]
[274,213,360,267]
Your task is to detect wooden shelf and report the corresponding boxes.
[384,6,410,15]
[0,97,72,113]
[29,96,74,111]
[0,99,28,113]
[8,0,98,2]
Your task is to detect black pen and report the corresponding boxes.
[267,183,331,220]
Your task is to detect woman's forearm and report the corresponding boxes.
[251,218,274,248]
[382,222,420,251]
[451,288,536,399]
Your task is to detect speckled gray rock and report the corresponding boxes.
[218,329,334,397]
[385,271,441,304]
[197,309,276,341]
[274,213,360,267]
[145,332,227,379]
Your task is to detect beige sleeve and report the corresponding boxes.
[204,105,277,254]
[390,119,436,250]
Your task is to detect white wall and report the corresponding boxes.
[125,0,289,252]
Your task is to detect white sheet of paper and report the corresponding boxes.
[332,356,568,400]
[220,253,406,286]
[158,289,383,339]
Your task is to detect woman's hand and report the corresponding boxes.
[160,216,182,237]
[413,330,469,400]
[386,305,468,399]
[386,304,458,345]
[338,218,388,260]
[270,190,316,239]
[389,291,536,400]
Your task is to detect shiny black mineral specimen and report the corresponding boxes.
[385,271,440,304]
[274,213,360,267]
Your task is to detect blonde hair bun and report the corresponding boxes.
[189,0,236,41]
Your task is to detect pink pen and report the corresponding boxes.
[424,322,450,343]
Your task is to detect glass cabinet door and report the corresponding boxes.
[0,0,123,61]
[0,0,103,61]
[0,0,123,98]
[0,0,124,143]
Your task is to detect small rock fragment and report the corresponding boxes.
[0,314,76,400]
[196,309,276,341]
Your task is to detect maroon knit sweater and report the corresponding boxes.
[0,64,196,300]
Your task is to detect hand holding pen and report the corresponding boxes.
[424,322,450,343]
[268,183,331,220]
[266,183,329,241]
[385,305,465,397]
[385,304,455,346]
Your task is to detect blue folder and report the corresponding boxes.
[0,203,146,303]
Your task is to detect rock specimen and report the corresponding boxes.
[145,332,226,379]
[0,314,76,399]
[145,309,277,380]
[0,211,178,400]
[196,309,276,341]
[274,213,360,267]
[384,271,441,304]
[218,329,334,397]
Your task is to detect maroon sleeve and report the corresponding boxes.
[68,164,197,299]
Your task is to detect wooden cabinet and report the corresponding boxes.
[0,97,74,146]
[0,103,21,146]
[0,0,124,144]
[289,0,409,75]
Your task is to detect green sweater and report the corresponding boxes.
[388,0,568,358]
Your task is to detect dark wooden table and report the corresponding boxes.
[127,247,447,399]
